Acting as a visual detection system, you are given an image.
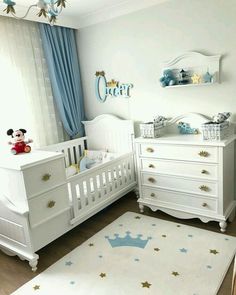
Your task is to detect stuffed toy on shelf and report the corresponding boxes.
[7,128,33,155]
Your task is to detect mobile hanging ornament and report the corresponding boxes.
[95,71,133,103]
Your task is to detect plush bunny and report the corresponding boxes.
[7,129,33,155]
[212,112,231,124]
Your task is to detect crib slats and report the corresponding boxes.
[62,150,137,225]
[64,149,70,167]
[99,173,106,198]
[70,180,79,218]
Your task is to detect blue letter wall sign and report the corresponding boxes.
[95,71,133,103]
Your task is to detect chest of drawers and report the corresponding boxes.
[0,150,70,271]
[135,135,236,232]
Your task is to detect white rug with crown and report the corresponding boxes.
[12,212,236,295]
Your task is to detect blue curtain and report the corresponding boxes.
[39,24,85,138]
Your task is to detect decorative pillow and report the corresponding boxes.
[79,150,117,172]
[102,151,116,163]
[79,156,96,172]
[85,150,103,163]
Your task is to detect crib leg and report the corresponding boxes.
[134,186,139,199]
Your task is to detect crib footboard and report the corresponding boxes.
[68,152,136,225]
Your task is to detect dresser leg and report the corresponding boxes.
[139,204,144,213]
[29,255,39,272]
[219,221,227,232]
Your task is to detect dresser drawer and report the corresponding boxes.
[142,173,217,197]
[142,187,217,213]
[139,143,218,163]
[28,184,69,228]
[23,158,66,197]
[141,158,218,180]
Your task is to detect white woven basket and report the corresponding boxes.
[201,122,233,141]
[139,122,165,138]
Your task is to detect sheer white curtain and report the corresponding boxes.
[0,16,64,149]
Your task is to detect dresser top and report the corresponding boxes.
[0,150,64,170]
[134,134,236,147]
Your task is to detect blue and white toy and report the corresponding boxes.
[160,69,176,87]
[178,122,198,134]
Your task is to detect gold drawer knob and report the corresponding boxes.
[42,173,51,181]
[148,164,155,168]
[150,193,156,197]
[198,151,209,157]
[148,177,156,183]
[201,169,208,174]
[199,185,209,192]
[47,200,56,208]
[146,147,154,153]
[202,202,208,207]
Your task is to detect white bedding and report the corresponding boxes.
[65,150,118,178]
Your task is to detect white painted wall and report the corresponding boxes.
[76,0,236,128]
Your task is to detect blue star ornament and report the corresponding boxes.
[203,71,213,83]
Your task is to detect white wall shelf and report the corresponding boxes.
[165,82,216,88]
[160,52,221,88]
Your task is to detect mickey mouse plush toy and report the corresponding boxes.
[7,129,33,155]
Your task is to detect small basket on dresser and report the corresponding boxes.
[140,121,165,138]
[201,121,234,141]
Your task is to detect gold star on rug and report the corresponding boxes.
[33,285,40,290]
[100,273,106,278]
[141,281,151,288]
[135,216,141,219]
[89,243,94,247]
[191,73,201,84]
[210,249,219,255]
[172,271,180,276]
[154,248,160,252]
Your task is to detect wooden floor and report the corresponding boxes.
[0,192,235,295]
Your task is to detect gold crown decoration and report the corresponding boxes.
[95,71,105,77]
[107,79,118,87]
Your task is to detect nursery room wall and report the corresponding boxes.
[76,0,236,128]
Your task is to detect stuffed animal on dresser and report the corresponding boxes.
[7,128,33,155]
[212,112,231,123]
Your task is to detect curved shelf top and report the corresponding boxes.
[163,51,221,68]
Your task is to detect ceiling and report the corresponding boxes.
[0,0,167,28]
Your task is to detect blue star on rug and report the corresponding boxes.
[65,261,73,266]
[179,248,188,253]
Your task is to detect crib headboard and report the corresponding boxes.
[83,114,134,153]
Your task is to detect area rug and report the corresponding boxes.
[12,212,236,295]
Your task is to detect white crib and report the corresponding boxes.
[0,114,137,271]
[44,114,137,226]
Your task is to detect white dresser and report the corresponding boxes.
[0,150,71,271]
[135,134,236,232]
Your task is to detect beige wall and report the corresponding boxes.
[77,0,236,127]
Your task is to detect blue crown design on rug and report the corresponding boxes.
[105,231,152,248]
